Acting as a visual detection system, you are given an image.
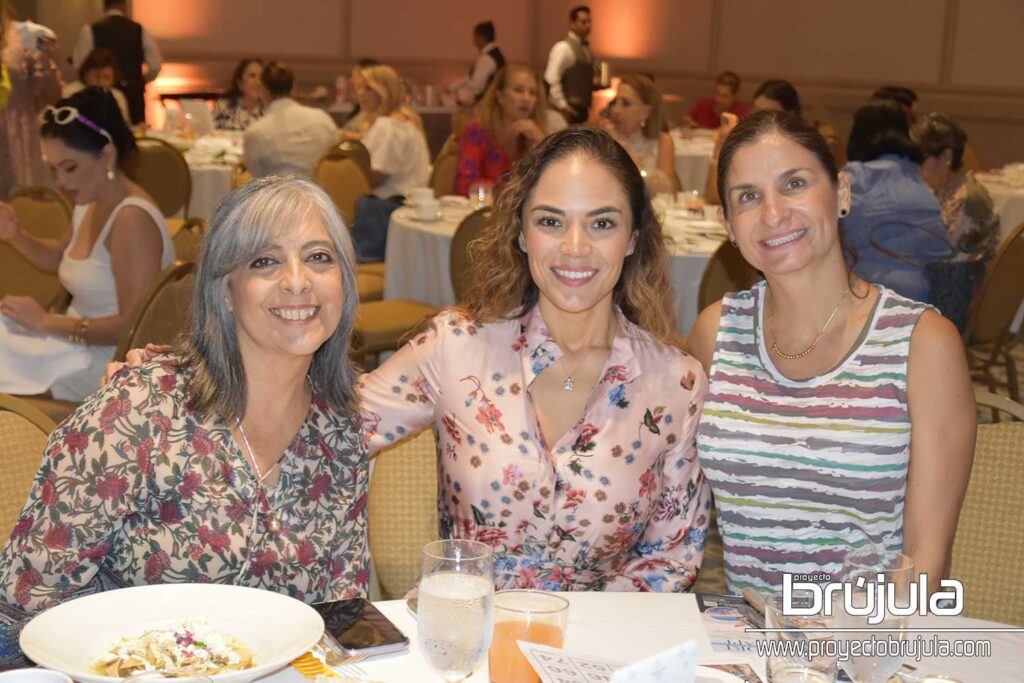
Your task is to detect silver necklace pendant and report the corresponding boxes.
[563,376,574,391]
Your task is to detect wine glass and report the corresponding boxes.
[417,539,495,682]
[833,548,914,683]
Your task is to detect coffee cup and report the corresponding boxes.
[416,199,440,221]
[408,188,434,206]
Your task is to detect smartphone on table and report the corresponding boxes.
[312,598,410,657]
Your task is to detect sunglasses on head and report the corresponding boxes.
[41,106,114,146]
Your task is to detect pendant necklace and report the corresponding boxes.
[767,287,850,360]
[560,347,595,392]
[236,418,286,535]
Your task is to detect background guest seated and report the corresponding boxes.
[61,47,130,124]
[454,64,546,197]
[602,74,677,194]
[684,70,748,130]
[213,57,265,131]
[0,176,368,669]
[243,61,339,178]
[841,100,949,304]
[349,64,431,262]
[0,87,173,400]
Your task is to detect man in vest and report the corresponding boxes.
[453,21,505,106]
[72,0,162,125]
[544,6,594,125]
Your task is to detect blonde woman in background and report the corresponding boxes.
[350,63,431,262]
[601,75,677,194]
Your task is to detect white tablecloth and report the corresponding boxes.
[187,163,233,220]
[257,594,1024,683]
[671,132,715,194]
[383,206,723,336]
[976,174,1024,241]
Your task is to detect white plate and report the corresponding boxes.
[695,664,746,682]
[20,583,323,683]
[409,213,443,223]
[438,195,470,208]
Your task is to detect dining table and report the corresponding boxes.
[975,168,1024,241]
[258,592,1024,682]
[143,129,237,221]
[382,201,726,336]
[671,129,716,195]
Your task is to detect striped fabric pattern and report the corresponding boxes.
[697,282,928,594]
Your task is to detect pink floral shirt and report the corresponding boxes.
[358,306,711,592]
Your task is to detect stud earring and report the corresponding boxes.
[641,118,647,130]
[517,234,527,251]
[106,168,115,181]
[729,237,737,247]
[839,207,849,217]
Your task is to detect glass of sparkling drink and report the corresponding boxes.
[765,592,837,683]
[488,590,569,683]
[417,540,495,682]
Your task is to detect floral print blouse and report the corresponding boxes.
[0,358,368,668]
[454,122,517,196]
[358,306,711,593]
[212,97,265,131]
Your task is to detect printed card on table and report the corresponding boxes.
[517,641,621,682]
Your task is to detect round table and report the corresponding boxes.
[671,132,715,194]
[976,173,1024,240]
[383,205,723,336]
[186,163,233,220]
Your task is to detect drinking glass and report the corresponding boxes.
[488,590,569,683]
[469,182,494,209]
[417,539,495,682]
[764,592,836,683]
[834,549,914,683]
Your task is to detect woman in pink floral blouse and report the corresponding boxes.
[359,128,711,592]
[0,177,368,668]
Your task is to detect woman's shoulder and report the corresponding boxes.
[620,315,706,384]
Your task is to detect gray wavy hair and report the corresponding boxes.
[178,175,360,421]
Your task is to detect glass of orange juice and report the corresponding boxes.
[488,590,569,683]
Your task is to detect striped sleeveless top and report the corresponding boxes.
[697,282,928,594]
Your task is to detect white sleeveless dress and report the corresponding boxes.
[0,197,174,401]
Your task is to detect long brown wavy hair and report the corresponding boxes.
[459,127,677,343]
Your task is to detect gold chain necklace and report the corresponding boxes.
[236,418,286,535]
[767,288,850,360]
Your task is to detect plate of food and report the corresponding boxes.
[20,583,323,683]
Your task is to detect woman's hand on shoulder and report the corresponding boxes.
[685,300,723,374]
[101,344,171,387]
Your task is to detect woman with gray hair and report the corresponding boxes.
[0,176,368,669]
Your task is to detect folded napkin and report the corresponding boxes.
[185,136,243,165]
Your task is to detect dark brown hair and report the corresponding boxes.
[78,47,121,84]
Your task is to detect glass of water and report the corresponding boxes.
[417,539,495,682]
[765,592,836,682]
[834,549,914,683]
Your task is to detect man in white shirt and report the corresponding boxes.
[452,21,505,106]
[544,5,594,124]
[71,0,161,124]
[244,62,340,178]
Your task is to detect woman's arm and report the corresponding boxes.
[603,364,712,592]
[657,131,678,193]
[684,300,723,374]
[38,205,164,345]
[0,201,71,273]
[902,310,975,594]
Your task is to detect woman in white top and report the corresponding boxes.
[0,87,174,400]
[350,64,431,261]
[602,75,677,194]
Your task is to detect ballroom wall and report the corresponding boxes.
[36,0,1024,165]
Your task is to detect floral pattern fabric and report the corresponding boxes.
[0,358,368,668]
[212,97,264,131]
[358,305,711,593]
[454,122,515,196]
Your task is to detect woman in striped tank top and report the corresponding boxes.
[688,111,976,595]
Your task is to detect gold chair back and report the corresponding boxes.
[964,221,1024,346]
[449,208,490,303]
[0,393,56,540]
[950,391,1024,625]
[315,146,372,226]
[429,135,459,197]
[170,218,207,264]
[337,140,372,181]
[2,187,71,307]
[697,240,762,313]
[131,137,192,218]
[231,163,253,190]
[114,261,195,361]
[368,429,440,599]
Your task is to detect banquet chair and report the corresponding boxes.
[962,221,1024,402]
[231,163,253,190]
[429,135,459,197]
[114,261,195,362]
[357,272,384,302]
[353,299,438,367]
[2,186,72,308]
[368,428,439,599]
[337,140,372,181]
[0,393,56,541]
[449,208,490,303]
[697,240,762,312]
[131,137,192,218]
[314,145,371,226]
[949,391,1024,625]
[169,218,207,264]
